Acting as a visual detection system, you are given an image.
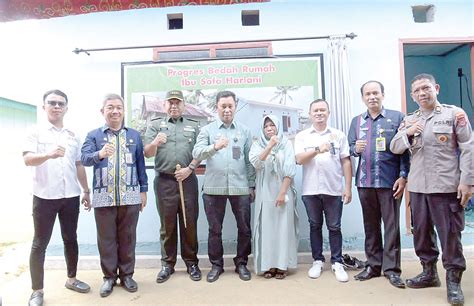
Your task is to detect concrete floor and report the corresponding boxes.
[1,253,473,306]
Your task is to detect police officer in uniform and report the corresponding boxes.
[391,73,473,306]
[144,90,202,282]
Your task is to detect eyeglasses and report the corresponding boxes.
[411,85,433,96]
[46,100,67,108]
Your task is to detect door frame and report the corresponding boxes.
[399,36,474,113]
[398,36,474,234]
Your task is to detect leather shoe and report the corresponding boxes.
[207,266,224,283]
[354,266,381,281]
[28,291,44,306]
[121,276,138,292]
[235,264,251,281]
[99,278,116,298]
[188,264,202,281]
[156,266,175,283]
[386,274,406,289]
[65,279,91,293]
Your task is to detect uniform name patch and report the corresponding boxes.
[433,120,453,126]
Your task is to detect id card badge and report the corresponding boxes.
[232,146,241,160]
[125,152,133,164]
[375,137,386,151]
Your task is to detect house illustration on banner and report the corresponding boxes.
[140,95,213,134]
[235,97,302,140]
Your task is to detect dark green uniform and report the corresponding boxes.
[144,116,200,268]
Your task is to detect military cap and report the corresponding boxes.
[166,90,184,101]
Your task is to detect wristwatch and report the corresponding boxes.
[314,146,320,154]
[188,163,196,171]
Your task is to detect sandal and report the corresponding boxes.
[263,268,277,279]
[275,269,287,280]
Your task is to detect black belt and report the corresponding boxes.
[158,172,175,179]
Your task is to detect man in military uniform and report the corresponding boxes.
[391,73,473,306]
[144,90,202,283]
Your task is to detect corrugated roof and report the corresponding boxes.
[0,97,36,112]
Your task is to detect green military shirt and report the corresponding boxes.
[144,116,200,174]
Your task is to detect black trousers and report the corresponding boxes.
[30,195,80,290]
[410,192,466,271]
[203,194,251,269]
[358,188,402,276]
[154,173,199,268]
[302,194,343,264]
[94,205,140,280]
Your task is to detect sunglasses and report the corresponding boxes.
[47,100,67,108]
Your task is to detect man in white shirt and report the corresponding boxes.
[23,89,91,306]
[295,99,352,283]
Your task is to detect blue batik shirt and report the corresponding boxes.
[81,125,148,207]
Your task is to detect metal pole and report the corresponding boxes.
[73,33,357,55]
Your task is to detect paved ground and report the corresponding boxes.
[1,248,473,306]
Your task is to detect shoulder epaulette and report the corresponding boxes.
[185,117,199,122]
[441,104,454,108]
[150,117,164,121]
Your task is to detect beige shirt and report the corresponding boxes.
[390,103,473,193]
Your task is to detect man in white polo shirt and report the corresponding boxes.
[295,99,352,282]
[23,89,91,306]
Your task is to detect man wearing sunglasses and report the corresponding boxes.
[23,90,91,306]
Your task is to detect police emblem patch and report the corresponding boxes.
[455,112,467,127]
[437,134,448,143]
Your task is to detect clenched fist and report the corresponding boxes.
[319,142,331,154]
[355,140,367,154]
[99,142,115,159]
[406,121,424,137]
[214,136,229,151]
[268,135,279,148]
[153,132,167,146]
[46,145,65,159]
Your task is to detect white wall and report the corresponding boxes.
[1,0,472,251]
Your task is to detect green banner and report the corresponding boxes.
[123,56,323,137]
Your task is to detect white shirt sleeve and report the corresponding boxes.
[294,131,305,154]
[74,135,82,162]
[339,132,350,158]
[23,126,39,154]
